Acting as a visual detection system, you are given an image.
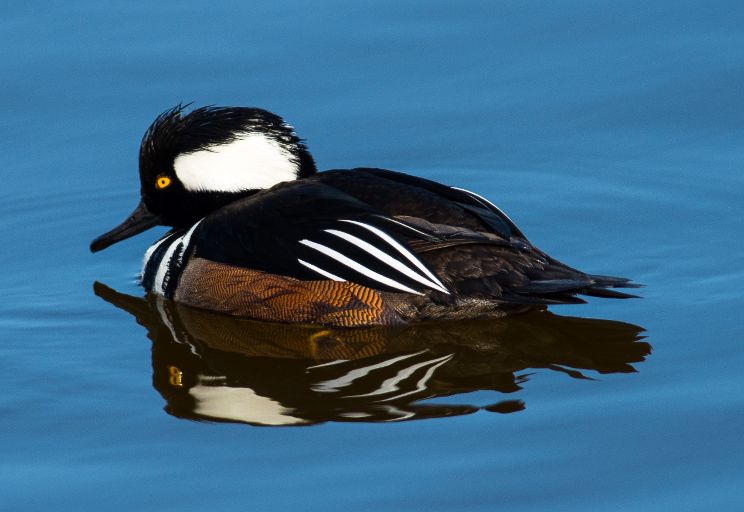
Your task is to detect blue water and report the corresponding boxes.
[3,1,744,510]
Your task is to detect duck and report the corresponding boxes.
[90,105,639,327]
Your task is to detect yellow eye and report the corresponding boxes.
[156,176,172,189]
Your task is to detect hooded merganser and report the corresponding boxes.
[90,105,640,327]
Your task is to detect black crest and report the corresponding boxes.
[139,104,317,183]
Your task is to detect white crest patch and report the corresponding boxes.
[189,379,309,426]
[173,132,298,192]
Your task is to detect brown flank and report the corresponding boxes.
[175,258,402,327]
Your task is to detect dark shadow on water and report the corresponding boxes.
[94,282,650,426]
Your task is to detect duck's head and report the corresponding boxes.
[90,105,316,252]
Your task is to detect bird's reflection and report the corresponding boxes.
[94,282,650,426]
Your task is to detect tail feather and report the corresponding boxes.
[582,287,640,299]
[589,274,643,289]
[501,291,588,305]
[515,278,594,295]
[505,273,642,306]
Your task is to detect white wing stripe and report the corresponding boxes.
[378,354,453,402]
[339,220,449,293]
[299,239,423,295]
[297,258,346,282]
[376,216,435,239]
[324,228,449,294]
[347,353,453,400]
[450,186,517,226]
[311,350,428,393]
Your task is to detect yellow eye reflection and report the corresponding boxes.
[155,176,172,189]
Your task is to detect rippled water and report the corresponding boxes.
[3,1,743,510]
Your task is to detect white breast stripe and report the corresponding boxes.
[153,237,182,295]
[299,239,422,295]
[297,258,346,282]
[154,298,200,356]
[150,219,203,296]
[338,220,449,293]
[141,235,170,278]
[176,219,203,266]
[451,186,517,226]
[324,229,449,294]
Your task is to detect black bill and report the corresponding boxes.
[90,200,162,253]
